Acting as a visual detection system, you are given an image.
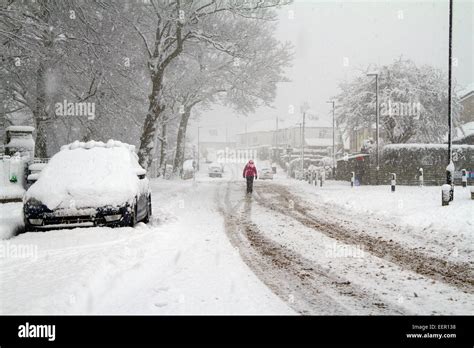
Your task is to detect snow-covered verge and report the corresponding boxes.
[0,187,24,201]
[0,178,293,314]
[0,203,23,239]
[276,178,473,264]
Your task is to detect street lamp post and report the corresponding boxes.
[367,72,380,184]
[197,126,201,171]
[300,103,310,177]
[296,122,303,177]
[302,112,306,175]
[327,101,336,177]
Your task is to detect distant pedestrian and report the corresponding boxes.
[243,160,258,194]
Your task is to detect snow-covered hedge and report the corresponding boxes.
[336,144,474,185]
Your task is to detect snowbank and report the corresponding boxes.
[0,203,23,239]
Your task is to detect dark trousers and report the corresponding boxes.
[246,176,254,193]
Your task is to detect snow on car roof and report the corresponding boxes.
[60,139,136,153]
[26,140,146,210]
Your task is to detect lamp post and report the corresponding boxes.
[197,126,202,171]
[327,100,336,177]
[300,103,310,176]
[296,122,302,178]
[302,112,306,174]
[367,72,380,184]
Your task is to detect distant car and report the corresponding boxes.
[259,167,274,180]
[23,140,151,232]
[182,159,195,180]
[208,162,223,178]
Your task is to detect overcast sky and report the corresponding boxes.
[192,0,473,142]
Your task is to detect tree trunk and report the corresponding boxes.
[34,61,48,158]
[158,118,168,177]
[138,71,165,169]
[32,2,51,158]
[173,109,191,177]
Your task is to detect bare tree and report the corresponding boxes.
[334,58,461,144]
[164,25,292,176]
[131,0,291,169]
[0,1,149,156]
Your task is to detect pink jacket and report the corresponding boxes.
[243,163,257,177]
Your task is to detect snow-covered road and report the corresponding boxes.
[0,163,472,315]
[218,178,473,315]
[0,175,293,314]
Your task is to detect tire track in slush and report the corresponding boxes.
[217,180,406,315]
[253,182,473,294]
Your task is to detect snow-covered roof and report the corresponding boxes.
[241,116,333,134]
[458,83,474,100]
[454,121,474,141]
[6,126,35,133]
[305,138,333,147]
[198,129,229,143]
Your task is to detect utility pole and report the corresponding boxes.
[367,72,379,184]
[327,100,336,177]
[302,112,306,175]
[300,103,310,177]
[296,122,303,176]
[446,0,454,201]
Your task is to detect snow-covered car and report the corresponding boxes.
[259,167,274,180]
[23,140,151,231]
[208,162,223,178]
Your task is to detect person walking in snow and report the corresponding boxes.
[243,160,258,194]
